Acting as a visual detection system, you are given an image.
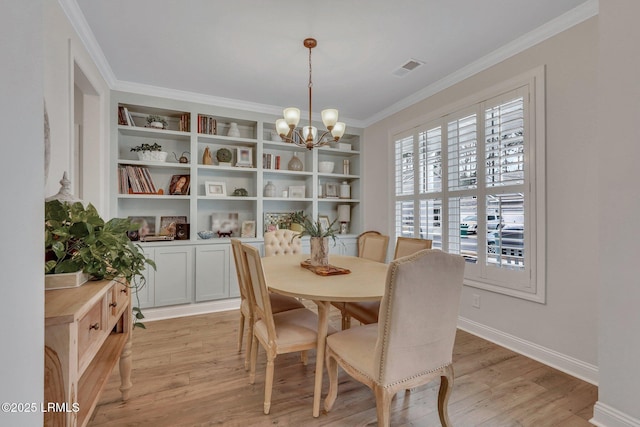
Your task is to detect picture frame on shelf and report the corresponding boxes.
[127,216,156,241]
[241,220,256,238]
[169,174,190,195]
[205,181,227,197]
[325,182,339,198]
[264,212,289,232]
[235,147,253,167]
[211,213,239,237]
[288,185,306,199]
[159,216,187,237]
[318,215,331,233]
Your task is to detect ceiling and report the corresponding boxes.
[71,0,594,126]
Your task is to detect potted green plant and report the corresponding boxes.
[294,215,338,266]
[146,114,169,129]
[45,200,156,328]
[130,142,167,162]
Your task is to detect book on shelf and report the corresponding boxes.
[117,106,135,126]
[179,113,190,132]
[197,114,216,135]
[262,153,280,170]
[118,165,157,194]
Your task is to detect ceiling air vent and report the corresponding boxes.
[392,59,424,78]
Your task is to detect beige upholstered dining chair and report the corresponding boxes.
[344,237,433,326]
[358,231,389,263]
[334,231,390,329]
[230,239,304,371]
[325,249,465,427]
[263,229,302,256]
[242,243,334,415]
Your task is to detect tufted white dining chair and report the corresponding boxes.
[263,229,302,256]
[230,239,304,371]
[324,249,465,427]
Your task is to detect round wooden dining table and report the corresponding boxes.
[261,253,388,417]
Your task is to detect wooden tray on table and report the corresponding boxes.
[300,259,351,276]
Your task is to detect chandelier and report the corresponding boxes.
[275,38,346,150]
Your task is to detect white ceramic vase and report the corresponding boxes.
[310,237,329,266]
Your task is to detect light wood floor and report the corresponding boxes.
[90,308,597,426]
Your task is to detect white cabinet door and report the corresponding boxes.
[135,248,156,309]
[339,237,358,256]
[154,246,193,306]
[195,245,229,302]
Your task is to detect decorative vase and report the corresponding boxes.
[339,181,351,199]
[227,122,241,137]
[202,147,213,165]
[288,152,303,171]
[264,181,276,197]
[310,237,329,266]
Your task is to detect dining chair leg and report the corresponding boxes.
[237,312,245,353]
[249,335,258,384]
[438,366,454,427]
[341,313,351,330]
[300,350,308,365]
[324,351,339,412]
[263,356,275,414]
[243,314,254,371]
[374,385,393,427]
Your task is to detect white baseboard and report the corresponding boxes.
[591,402,640,427]
[142,298,241,323]
[457,316,598,385]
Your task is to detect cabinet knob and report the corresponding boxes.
[89,323,100,330]
[109,302,118,308]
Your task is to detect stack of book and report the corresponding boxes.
[262,154,281,170]
[118,165,157,194]
[197,114,217,135]
[178,113,190,132]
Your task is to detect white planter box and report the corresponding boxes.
[137,151,168,162]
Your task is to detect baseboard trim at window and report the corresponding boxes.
[591,402,640,427]
[458,316,598,385]
[142,298,241,323]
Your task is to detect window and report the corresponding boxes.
[392,68,545,302]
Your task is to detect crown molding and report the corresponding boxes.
[57,0,116,87]
[361,0,599,127]
[62,0,595,130]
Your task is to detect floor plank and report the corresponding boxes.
[90,309,597,426]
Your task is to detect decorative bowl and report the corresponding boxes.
[318,161,335,173]
[137,151,168,162]
[197,230,214,239]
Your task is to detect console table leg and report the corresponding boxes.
[119,337,133,400]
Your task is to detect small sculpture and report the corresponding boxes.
[217,230,232,238]
[202,147,213,165]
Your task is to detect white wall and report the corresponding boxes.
[364,19,599,371]
[44,0,110,215]
[0,1,45,425]
[593,0,640,425]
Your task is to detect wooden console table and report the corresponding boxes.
[45,279,133,427]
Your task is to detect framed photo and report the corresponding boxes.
[236,147,253,167]
[159,216,187,237]
[288,185,306,199]
[169,174,190,195]
[318,215,331,232]
[127,216,156,241]
[241,220,256,238]
[325,182,339,198]
[211,212,239,237]
[264,212,289,232]
[205,181,227,197]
